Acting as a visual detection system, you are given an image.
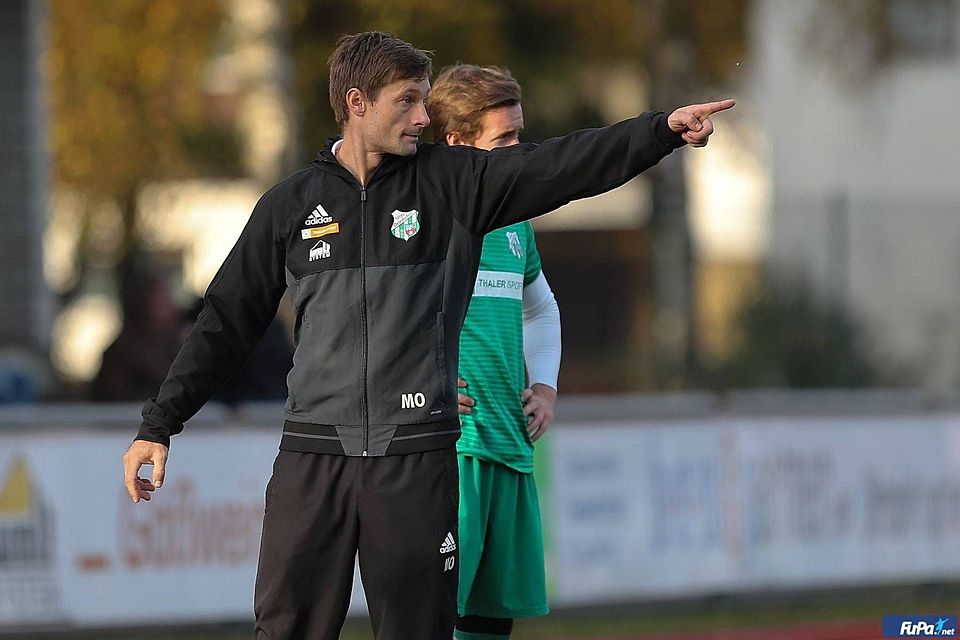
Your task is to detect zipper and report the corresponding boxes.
[359,185,369,457]
[320,144,394,457]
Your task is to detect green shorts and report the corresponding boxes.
[457,454,549,619]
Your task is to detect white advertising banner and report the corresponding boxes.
[2,412,960,629]
[545,416,960,606]
[0,427,368,630]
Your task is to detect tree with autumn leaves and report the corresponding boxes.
[48,0,235,301]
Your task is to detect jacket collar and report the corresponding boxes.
[314,136,415,186]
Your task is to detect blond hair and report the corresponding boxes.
[428,65,521,143]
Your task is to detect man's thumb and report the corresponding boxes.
[152,458,165,488]
[671,110,702,133]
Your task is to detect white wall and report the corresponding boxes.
[749,0,960,391]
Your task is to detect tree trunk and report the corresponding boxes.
[642,0,700,389]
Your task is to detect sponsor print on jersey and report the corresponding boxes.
[390,209,421,241]
[305,203,333,226]
[472,270,524,300]
[301,223,340,240]
[506,230,523,260]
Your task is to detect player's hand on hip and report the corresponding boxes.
[457,377,476,415]
[123,439,168,503]
[668,99,736,148]
[522,383,557,443]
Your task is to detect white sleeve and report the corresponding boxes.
[522,271,561,389]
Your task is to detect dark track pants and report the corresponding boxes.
[254,447,460,639]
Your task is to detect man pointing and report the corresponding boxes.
[123,31,733,640]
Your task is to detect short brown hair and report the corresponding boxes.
[327,31,433,128]
[428,65,521,143]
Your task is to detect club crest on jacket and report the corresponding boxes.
[390,209,421,241]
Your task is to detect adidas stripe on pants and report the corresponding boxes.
[254,447,460,639]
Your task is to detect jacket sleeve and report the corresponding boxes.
[430,112,684,235]
[136,188,289,447]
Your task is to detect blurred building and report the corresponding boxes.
[751,0,960,393]
[534,98,768,391]
[0,0,52,401]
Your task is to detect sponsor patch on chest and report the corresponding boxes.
[309,239,331,261]
[305,204,333,226]
[301,223,340,240]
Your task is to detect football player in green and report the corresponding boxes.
[429,64,560,640]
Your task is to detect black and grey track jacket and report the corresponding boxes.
[136,112,685,456]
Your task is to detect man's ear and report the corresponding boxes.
[446,131,465,146]
[346,88,365,119]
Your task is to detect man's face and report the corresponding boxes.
[362,77,431,156]
[463,103,524,151]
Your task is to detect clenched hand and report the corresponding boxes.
[122,439,168,503]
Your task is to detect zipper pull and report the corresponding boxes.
[362,450,368,457]
[361,187,367,202]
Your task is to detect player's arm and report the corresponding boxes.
[521,272,561,443]
[124,188,288,503]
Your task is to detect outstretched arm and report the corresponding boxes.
[432,100,734,234]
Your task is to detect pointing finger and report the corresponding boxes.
[692,99,736,118]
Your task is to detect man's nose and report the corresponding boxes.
[414,102,430,128]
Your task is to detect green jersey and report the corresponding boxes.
[457,221,542,473]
